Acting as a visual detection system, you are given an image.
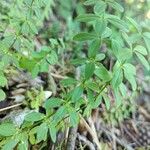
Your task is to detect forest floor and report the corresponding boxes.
[0,1,150,149]
[0,60,150,150]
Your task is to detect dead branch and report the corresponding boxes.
[78,133,95,150]
[0,103,23,112]
[79,114,102,150]
[66,127,78,150]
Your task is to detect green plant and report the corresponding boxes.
[25,87,46,110]
[0,0,150,149]
[103,91,137,125]
[0,0,55,100]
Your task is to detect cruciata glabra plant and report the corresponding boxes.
[0,0,150,149]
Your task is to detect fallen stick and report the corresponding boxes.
[66,127,78,150]
[78,133,95,150]
[0,103,23,112]
[79,114,102,150]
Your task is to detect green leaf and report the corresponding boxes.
[24,0,32,6]
[94,1,106,15]
[111,39,121,58]
[28,22,38,34]
[37,123,48,142]
[114,88,122,107]
[129,33,141,44]
[87,89,94,103]
[92,94,102,108]
[83,105,92,117]
[71,58,87,65]
[118,48,133,62]
[31,65,40,78]
[40,60,49,72]
[0,62,5,70]
[85,63,95,79]
[69,110,79,127]
[123,66,137,91]
[76,14,100,22]
[111,68,123,89]
[0,89,6,101]
[14,38,21,51]
[107,1,124,12]
[32,46,49,59]
[46,51,58,65]
[119,83,127,98]
[94,64,112,82]
[72,86,83,102]
[126,17,142,33]
[122,32,132,48]
[2,35,15,48]
[29,133,36,145]
[102,27,112,38]
[0,76,7,87]
[106,15,129,32]
[17,133,28,150]
[85,81,99,91]
[73,32,97,41]
[34,8,42,19]
[94,18,107,36]
[0,123,16,136]
[25,112,45,122]
[95,53,105,61]
[2,139,18,150]
[60,78,77,87]
[143,32,150,39]
[53,106,67,123]
[143,33,150,53]
[135,52,150,70]
[22,22,30,35]
[18,141,28,150]
[44,98,63,109]
[19,57,36,72]
[134,45,148,56]
[84,0,98,6]
[123,63,136,76]
[88,39,101,58]
[127,75,137,91]
[49,124,56,143]
[103,94,110,110]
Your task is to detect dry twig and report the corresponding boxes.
[139,106,150,121]
[78,133,95,150]
[66,127,78,150]
[0,103,23,112]
[79,114,101,150]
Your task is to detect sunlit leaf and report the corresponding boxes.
[76,14,100,22]
[85,62,95,79]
